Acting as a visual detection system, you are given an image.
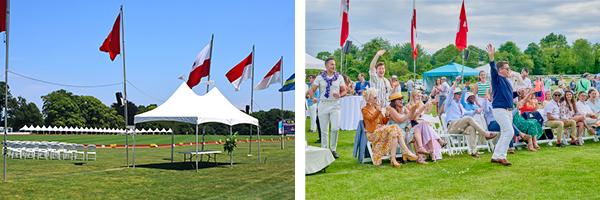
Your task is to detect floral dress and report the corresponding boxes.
[362,104,404,166]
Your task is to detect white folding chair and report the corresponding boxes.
[74,144,86,160]
[86,144,97,161]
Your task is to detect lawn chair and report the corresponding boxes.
[74,144,86,160]
[86,144,97,161]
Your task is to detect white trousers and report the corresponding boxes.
[318,100,341,151]
[492,108,514,160]
[308,104,318,132]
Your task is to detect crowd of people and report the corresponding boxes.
[307,44,600,167]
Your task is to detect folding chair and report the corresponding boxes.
[86,144,97,161]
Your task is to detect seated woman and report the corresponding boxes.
[561,90,585,146]
[576,91,600,138]
[404,90,445,163]
[586,89,600,115]
[515,88,544,150]
[361,88,417,167]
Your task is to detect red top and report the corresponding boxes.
[519,102,537,113]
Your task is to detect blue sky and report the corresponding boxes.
[5,0,294,111]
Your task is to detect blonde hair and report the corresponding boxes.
[363,88,378,102]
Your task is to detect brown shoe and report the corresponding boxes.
[491,158,512,166]
[471,152,480,158]
[485,132,498,140]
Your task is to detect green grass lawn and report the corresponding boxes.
[305,126,600,199]
[0,136,294,199]
[5,134,284,145]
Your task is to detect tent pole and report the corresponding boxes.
[195,124,199,172]
[201,125,205,162]
[257,126,261,163]
[171,129,174,163]
[229,125,233,167]
[132,129,136,169]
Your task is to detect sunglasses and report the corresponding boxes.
[553,94,561,96]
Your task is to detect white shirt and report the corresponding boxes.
[577,101,593,116]
[440,82,450,97]
[313,73,344,101]
[544,100,561,121]
[523,77,532,88]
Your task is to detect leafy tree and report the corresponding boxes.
[77,95,123,128]
[524,43,544,75]
[110,101,138,127]
[572,38,594,73]
[9,97,43,130]
[42,90,85,127]
[431,44,461,67]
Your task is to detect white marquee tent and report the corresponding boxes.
[134,82,260,171]
[306,53,325,70]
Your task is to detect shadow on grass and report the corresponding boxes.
[134,161,240,171]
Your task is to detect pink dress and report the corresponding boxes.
[414,121,443,160]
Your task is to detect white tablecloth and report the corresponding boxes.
[340,96,364,130]
[305,145,335,174]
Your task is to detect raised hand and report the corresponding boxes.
[375,49,386,57]
[486,44,495,61]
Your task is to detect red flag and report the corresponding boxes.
[100,13,121,61]
[340,0,349,47]
[225,52,253,91]
[255,58,282,90]
[0,0,6,32]
[455,0,468,51]
[186,41,212,88]
[411,6,418,59]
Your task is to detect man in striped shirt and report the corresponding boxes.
[369,50,392,109]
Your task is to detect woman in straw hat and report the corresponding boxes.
[361,88,417,167]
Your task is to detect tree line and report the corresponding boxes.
[312,33,600,81]
[0,82,293,135]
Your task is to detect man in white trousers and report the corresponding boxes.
[308,58,347,159]
[487,44,515,166]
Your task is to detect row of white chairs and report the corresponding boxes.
[4,141,96,161]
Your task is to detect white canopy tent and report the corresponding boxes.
[134,82,260,171]
[305,53,325,70]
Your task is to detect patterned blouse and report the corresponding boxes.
[559,101,577,120]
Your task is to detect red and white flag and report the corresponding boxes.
[455,0,468,51]
[340,0,349,47]
[186,41,212,88]
[0,0,7,33]
[226,52,253,91]
[411,3,418,59]
[255,58,282,90]
[99,12,121,61]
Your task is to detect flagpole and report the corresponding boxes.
[120,5,129,168]
[280,56,284,150]
[461,50,465,84]
[3,0,9,183]
[340,47,344,74]
[412,0,416,82]
[206,34,214,94]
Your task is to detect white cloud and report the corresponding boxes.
[306,0,600,55]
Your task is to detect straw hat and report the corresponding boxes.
[389,92,403,101]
